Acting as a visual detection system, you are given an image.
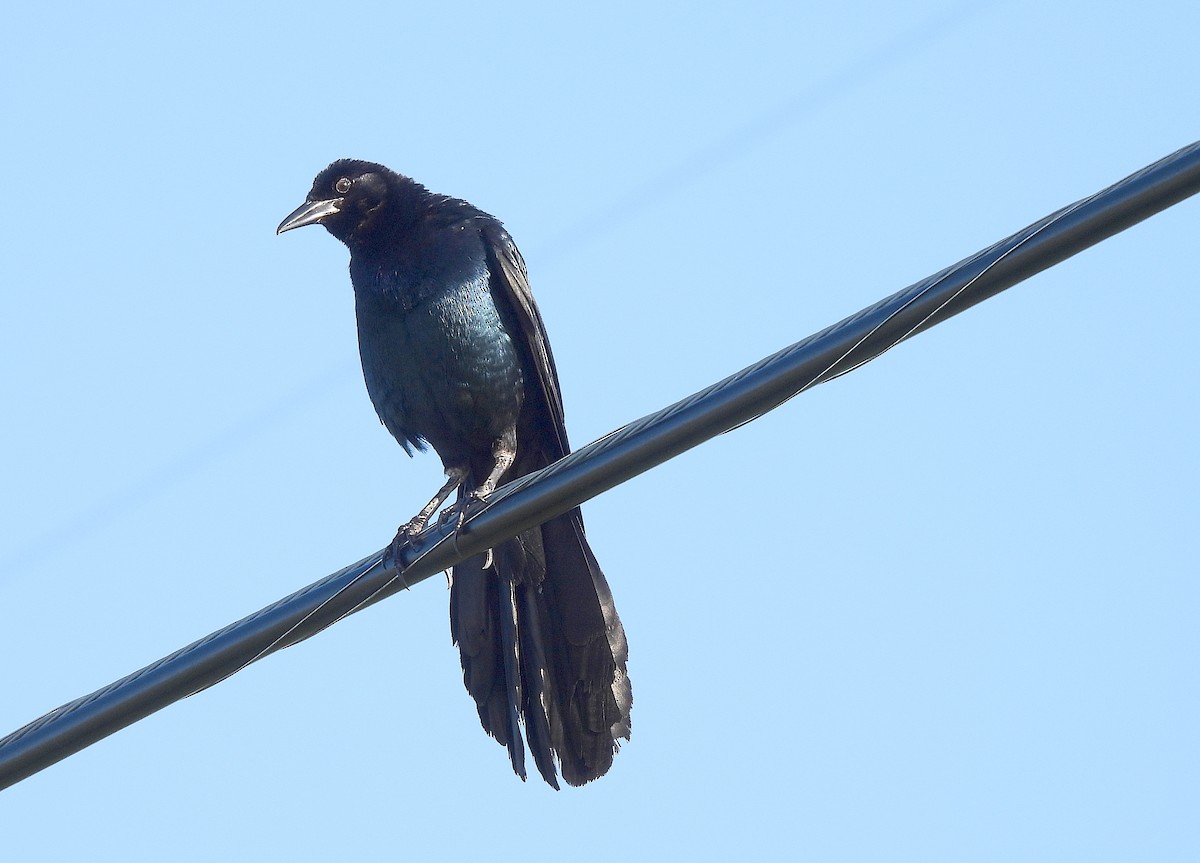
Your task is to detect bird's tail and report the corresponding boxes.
[449,507,631,788]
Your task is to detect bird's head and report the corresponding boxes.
[277,159,397,245]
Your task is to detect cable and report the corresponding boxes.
[1,139,1197,791]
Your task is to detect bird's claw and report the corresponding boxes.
[388,529,414,580]
[389,512,431,573]
[400,517,427,537]
[440,493,494,569]
[434,505,460,528]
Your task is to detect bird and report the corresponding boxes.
[277,160,631,788]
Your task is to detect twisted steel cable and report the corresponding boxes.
[3,140,1197,791]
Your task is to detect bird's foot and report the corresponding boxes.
[387,510,434,572]
[441,494,495,570]
[466,499,495,570]
[434,504,462,529]
[387,528,414,579]
[400,514,429,537]
[469,486,491,503]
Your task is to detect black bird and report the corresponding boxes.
[278,160,631,787]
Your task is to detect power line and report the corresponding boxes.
[2,139,1196,791]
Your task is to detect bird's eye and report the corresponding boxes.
[334,177,352,194]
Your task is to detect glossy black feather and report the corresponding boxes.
[280,160,631,787]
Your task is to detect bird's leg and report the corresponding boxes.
[401,466,468,537]
[453,436,517,570]
[390,467,468,576]
[472,436,517,502]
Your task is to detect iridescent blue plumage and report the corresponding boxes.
[278,160,632,787]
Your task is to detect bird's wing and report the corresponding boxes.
[480,220,571,459]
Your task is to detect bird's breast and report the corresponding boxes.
[353,260,524,465]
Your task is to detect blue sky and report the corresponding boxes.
[2,2,1197,860]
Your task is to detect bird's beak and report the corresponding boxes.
[276,198,344,235]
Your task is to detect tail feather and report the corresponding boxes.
[449,507,631,787]
[448,554,524,777]
[494,562,527,778]
[508,538,561,788]
[539,511,631,785]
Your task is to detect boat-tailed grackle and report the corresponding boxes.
[278,161,631,787]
